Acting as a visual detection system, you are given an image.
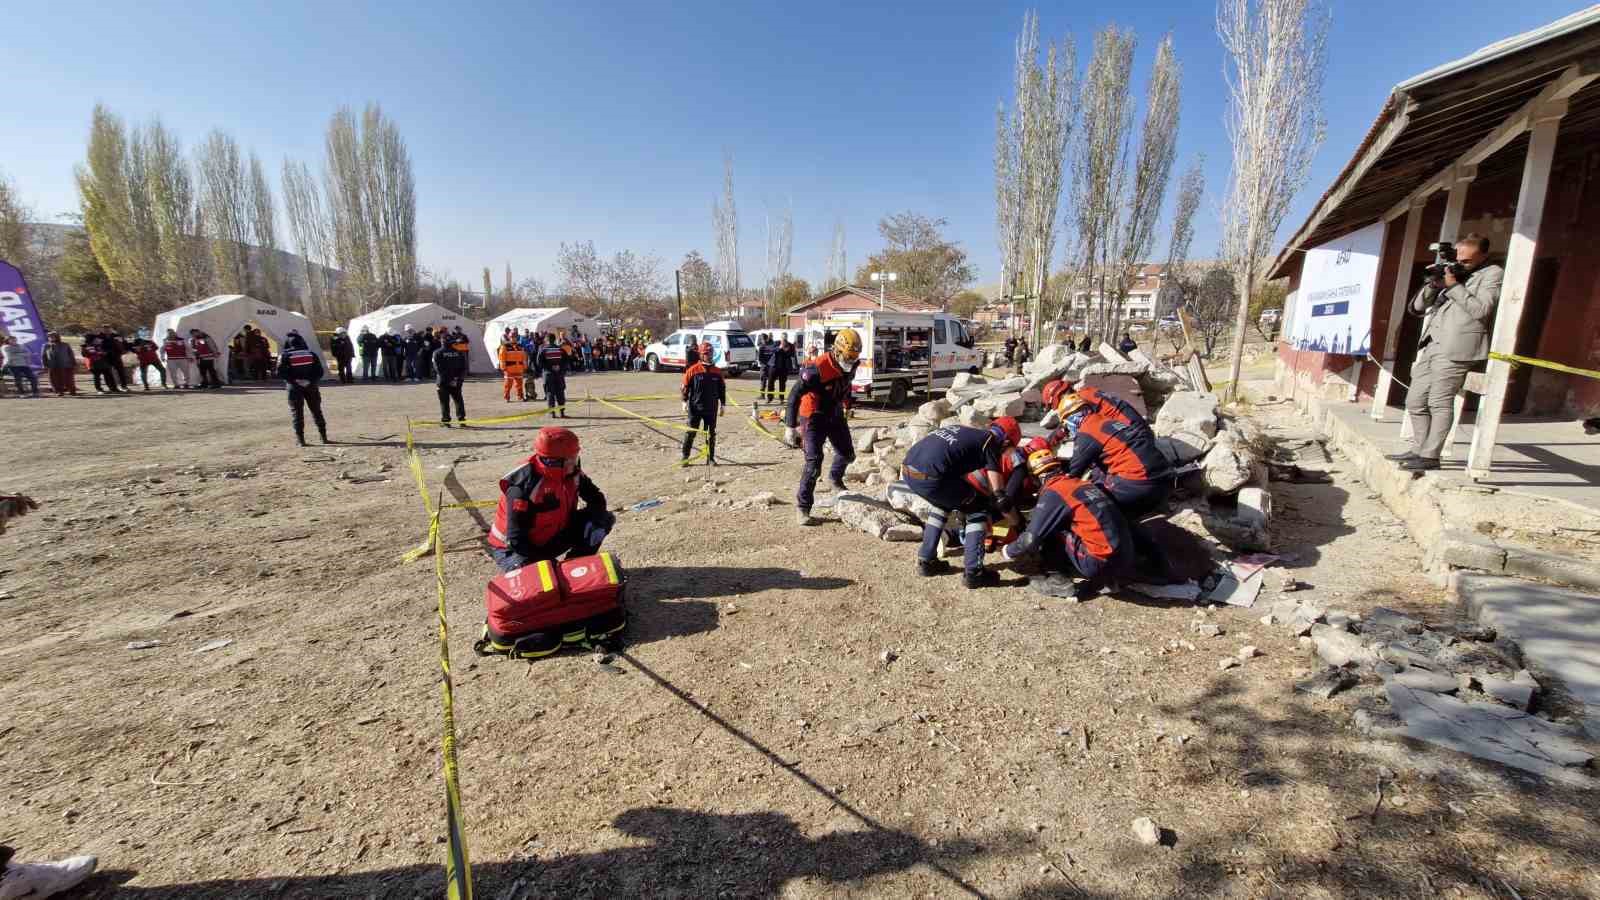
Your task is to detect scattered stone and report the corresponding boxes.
[832,492,907,541]
[1202,431,1263,494]
[1130,817,1162,847]
[1128,581,1202,602]
[951,372,988,390]
[916,399,952,423]
[1393,668,1459,694]
[126,640,162,651]
[1218,657,1240,671]
[194,639,234,654]
[1154,391,1220,438]
[1384,683,1593,778]
[1436,621,1497,643]
[880,649,898,665]
[1190,621,1223,638]
[1366,607,1425,635]
[1039,409,1060,430]
[1296,667,1357,700]
[973,393,1026,418]
[882,523,922,542]
[1259,614,1278,627]
[957,405,992,429]
[1311,624,1380,668]
[1474,674,1536,710]
[1238,645,1260,661]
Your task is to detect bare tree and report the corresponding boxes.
[145,121,210,302]
[825,218,847,291]
[1188,265,1239,355]
[712,152,739,303]
[1218,0,1328,398]
[1156,157,1206,325]
[247,153,283,302]
[1069,26,1135,341]
[195,130,253,295]
[504,262,514,307]
[322,104,417,312]
[282,158,336,320]
[764,202,793,326]
[0,171,33,272]
[556,241,663,319]
[1000,11,1078,347]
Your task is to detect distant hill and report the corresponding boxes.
[23,221,341,304]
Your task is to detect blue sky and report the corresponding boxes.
[7,0,1585,294]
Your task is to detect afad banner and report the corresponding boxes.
[0,259,47,369]
[1285,221,1384,357]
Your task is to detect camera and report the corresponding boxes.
[1422,241,1466,281]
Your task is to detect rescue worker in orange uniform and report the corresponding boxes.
[1042,380,1140,428]
[1049,387,1172,520]
[487,426,615,573]
[782,328,861,525]
[499,335,529,403]
[1001,443,1134,599]
[681,341,727,465]
[901,417,1024,587]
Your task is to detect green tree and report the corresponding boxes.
[1249,281,1288,339]
[56,223,129,330]
[854,212,975,304]
[771,274,811,315]
[947,289,985,320]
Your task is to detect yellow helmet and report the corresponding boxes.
[1056,391,1090,418]
[831,328,863,366]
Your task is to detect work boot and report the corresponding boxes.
[0,850,99,899]
[1029,573,1079,598]
[916,557,951,577]
[1400,456,1439,471]
[962,568,1000,589]
[295,433,307,447]
[319,428,330,444]
[829,478,848,493]
[1383,451,1416,461]
[795,508,816,526]
[441,420,452,428]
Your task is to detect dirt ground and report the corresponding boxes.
[2,370,1596,899]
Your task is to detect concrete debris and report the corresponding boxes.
[832,492,908,541]
[1381,683,1593,778]
[1130,817,1162,847]
[1472,674,1536,710]
[127,640,162,651]
[1127,581,1202,602]
[972,393,1026,418]
[1393,668,1459,694]
[1202,431,1265,494]
[850,426,885,450]
[1218,657,1240,671]
[1039,409,1061,430]
[883,523,923,542]
[957,405,992,429]
[1310,624,1381,668]
[1238,645,1261,661]
[194,638,234,654]
[1156,430,1212,466]
[1296,666,1358,699]
[1190,621,1223,638]
[951,372,987,390]
[916,400,951,423]
[1154,391,1220,438]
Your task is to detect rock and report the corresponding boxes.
[194,638,234,654]
[1191,621,1223,638]
[895,423,932,447]
[1435,621,1497,643]
[1202,432,1260,495]
[1130,817,1162,847]
[887,480,953,528]
[126,640,162,651]
[973,393,1026,418]
[1238,645,1260,660]
[1080,361,1150,378]
[1218,657,1240,671]
[1393,668,1459,694]
[1127,581,1201,602]
[1310,624,1380,668]
[957,405,993,429]
[1366,607,1426,635]
[1384,682,1594,778]
[883,522,922,542]
[915,400,951,423]
[1475,674,1535,710]
[1154,391,1219,438]
[1040,409,1061,430]
[1165,430,1213,464]
[851,426,885,449]
[951,372,987,390]
[938,416,961,429]
[833,492,907,540]
[744,491,776,508]
[1234,487,1273,542]
[1296,666,1357,699]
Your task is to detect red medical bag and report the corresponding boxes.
[476,553,626,658]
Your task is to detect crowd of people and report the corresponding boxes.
[3,326,229,398]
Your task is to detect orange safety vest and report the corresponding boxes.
[499,345,527,376]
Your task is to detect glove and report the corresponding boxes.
[782,426,799,448]
[682,402,689,415]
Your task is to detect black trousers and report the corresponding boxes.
[138,361,167,388]
[92,361,123,392]
[438,381,466,423]
[796,414,855,512]
[336,357,355,383]
[197,359,221,388]
[545,374,567,413]
[682,408,719,460]
[360,355,378,380]
[288,383,327,438]
[490,507,616,573]
[759,367,776,398]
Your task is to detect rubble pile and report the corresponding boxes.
[827,343,1277,563]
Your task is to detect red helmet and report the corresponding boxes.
[699,341,714,362]
[532,427,580,476]
[1041,379,1073,411]
[989,416,1022,447]
[1018,435,1051,459]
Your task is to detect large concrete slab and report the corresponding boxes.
[1458,574,1600,740]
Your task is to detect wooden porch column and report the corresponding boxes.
[1466,106,1565,479]
[1401,168,1474,438]
[1372,200,1425,418]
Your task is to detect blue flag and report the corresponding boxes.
[0,260,47,369]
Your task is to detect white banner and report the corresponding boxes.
[1287,221,1384,356]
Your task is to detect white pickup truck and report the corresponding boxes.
[802,310,983,406]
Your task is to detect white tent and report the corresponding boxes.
[152,295,321,382]
[347,303,493,373]
[483,307,600,368]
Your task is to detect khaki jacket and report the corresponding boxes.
[1409,262,1502,362]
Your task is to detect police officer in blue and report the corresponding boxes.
[899,417,1023,588]
[276,330,329,446]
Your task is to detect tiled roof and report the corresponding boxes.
[785,284,944,315]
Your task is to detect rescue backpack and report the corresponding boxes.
[474,553,627,659]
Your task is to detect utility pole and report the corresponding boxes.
[675,269,683,328]
[871,271,898,309]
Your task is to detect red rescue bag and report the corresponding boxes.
[475,553,627,659]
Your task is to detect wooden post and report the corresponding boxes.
[1371,200,1425,419]
[1467,107,1564,479]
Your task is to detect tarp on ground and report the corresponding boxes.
[483,308,601,369]
[347,303,492,373]
[152,295,321,381]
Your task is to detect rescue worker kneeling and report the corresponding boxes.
[1050,387,1172,520]
[901,416,1023,588]
[488,426,616,573]
[1001,444,1134,598]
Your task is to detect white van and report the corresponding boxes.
[803,310,983,406]
[749,327,801,348]
[643,321,759,375]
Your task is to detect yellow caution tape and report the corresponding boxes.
[432,504,474,900]
[588,393,710,466]
[747,415,787,445]
[1488,352,1600,382]
[411,406,566,428]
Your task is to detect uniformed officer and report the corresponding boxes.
[782,328,861,526]
[276,331,329,446]
[487,427,615,573]
[1001,443,1134,599]
[900,417,1023,588]
[681,341,727,465]
[433,331,469,427]
[537,333,570,418]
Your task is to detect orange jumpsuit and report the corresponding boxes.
[499,343,528,401]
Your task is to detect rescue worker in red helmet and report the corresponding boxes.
[1042,379,1140,428]
[1049,388,1172,520]
[681,341,727,465]
[900,416,1023,588]
[783,328,861,525]
[1001,443,1134,599]
[487,426,615,573]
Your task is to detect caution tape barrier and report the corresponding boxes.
[431,502,474,900]
[1488,351,1600,382]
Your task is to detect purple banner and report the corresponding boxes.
[0,259,47,370]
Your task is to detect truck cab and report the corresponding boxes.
[803,311,982,406]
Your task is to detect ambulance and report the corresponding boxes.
[802,310,983,406]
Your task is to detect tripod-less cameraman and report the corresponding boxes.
[1386,232,1503,471]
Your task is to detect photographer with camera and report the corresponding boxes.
[1385,233,1502,471]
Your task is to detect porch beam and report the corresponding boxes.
[1466,104,1566,479]
[1372,200,1425,418]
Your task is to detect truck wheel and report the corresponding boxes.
[888,379,909,407]
[647,354,661,373]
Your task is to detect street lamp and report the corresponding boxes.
[870,271,897,309]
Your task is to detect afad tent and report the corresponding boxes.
[347,303,492,373]
[152,295,321,383]
[483,307,600,368]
